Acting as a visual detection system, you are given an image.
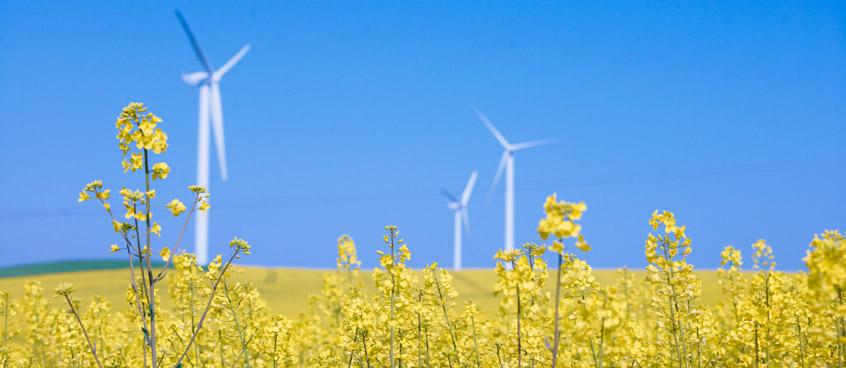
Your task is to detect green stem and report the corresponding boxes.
[347,327,359,368]
[598,294,607,368]
[582,292,599,368]
[417,307,423,368]
[142,148,157,368]
[754,323,759,368]
[389,230,396,368]
[98,321,105,365]
[472,315,481,368]
[796,314,805,368]
[764,272,771,365]
[273,332,278,368]
[218,329,225,368]
[64,295,104,368]
[496,344,504,368]
[551,253,563,368]
[432,268,460,364]
[362,330,372,368]
[190,280,201,368]
[425,325,431,368]
[663,243,685,368]
[223,281,251,368]
[125,229,148,368]
[515,261,522,368]
[838,287,845,368]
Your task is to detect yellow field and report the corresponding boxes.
[0,266,728,318]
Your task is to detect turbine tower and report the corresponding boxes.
[474,106,552,253]
[176,10,250,264]
[441,171,477,271]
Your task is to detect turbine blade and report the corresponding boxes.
[175,10,214,74]
[488,151,508,200]
[472,105,510,149]
[197,85,211,185]
[440,189,458,203]
[461,208,471,245]
[210,83,228,181]
[213,45,250,80]
[511,139,555,151]
[461,171,478,206]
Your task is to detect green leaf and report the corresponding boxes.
[142,327,151,346]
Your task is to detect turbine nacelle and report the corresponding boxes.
[441,171,477,212]
[181,43,250,87]
[473,106,554,197]
[182,71,209,86]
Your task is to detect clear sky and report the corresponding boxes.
[1,1,844,270]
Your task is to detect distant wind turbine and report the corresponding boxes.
[441,171,477,271]
[176,10,250,265]
[474,106,553,253]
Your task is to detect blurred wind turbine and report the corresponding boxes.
[474,106,553,253]
[441,171,477,271]
[176,10,250,265]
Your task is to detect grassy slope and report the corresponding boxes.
[0,260,169,278]
[0,266,726,318]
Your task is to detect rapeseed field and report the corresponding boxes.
[1,103,842,367]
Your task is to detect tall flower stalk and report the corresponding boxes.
[537,193,589,367]
[77,103,250,367]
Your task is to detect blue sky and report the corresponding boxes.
[0,1,843,270]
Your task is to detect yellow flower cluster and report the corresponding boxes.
[77,180,110,203]
[337,234,361,270]
[115,102,167,156]
[538,193,589,253]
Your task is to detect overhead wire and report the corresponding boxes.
[1,159,843,222]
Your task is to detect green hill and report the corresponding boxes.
[0,259,169,278]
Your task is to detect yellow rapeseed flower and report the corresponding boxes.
[166,199,186,216]
[550,240,564,254]
[160,247,171,262]
[53,283,77,297]
[230,237,251,255]
[151,162,170,180]
[574,234,590,251]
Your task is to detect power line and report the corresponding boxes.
[1,159,842,221]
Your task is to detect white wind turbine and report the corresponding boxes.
[441,171,478,271]
[474,106,553,253]
[176,10,250,265]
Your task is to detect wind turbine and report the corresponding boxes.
[176,10,250,265]
[441,171,477,271]
[474,106,552,253]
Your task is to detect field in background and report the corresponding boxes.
[0,265,728,317]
